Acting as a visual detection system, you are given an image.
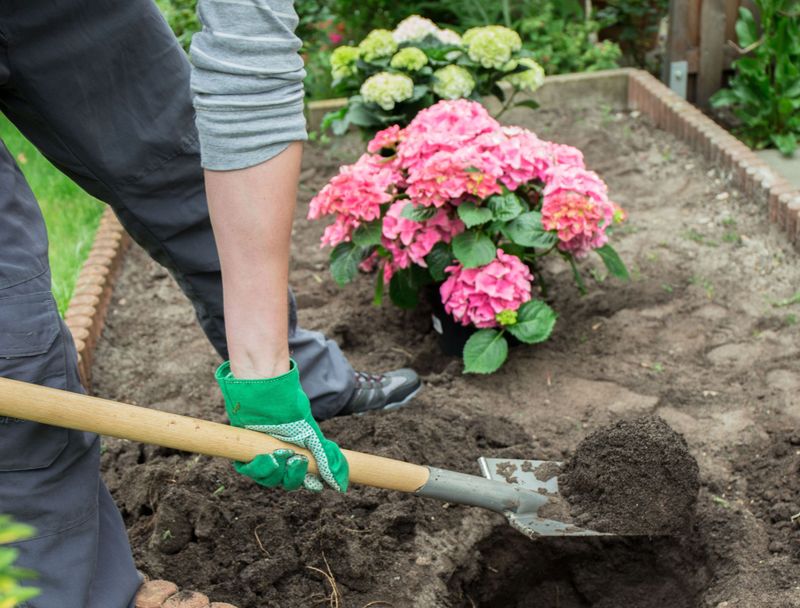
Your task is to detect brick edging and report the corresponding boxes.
[64,207,131,389]
[627,69,800,250]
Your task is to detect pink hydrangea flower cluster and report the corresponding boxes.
[541,164,616,257]
[309,99,620,290]
[440,249,533,328]
[381,201,465,279]
[308,153,401,247]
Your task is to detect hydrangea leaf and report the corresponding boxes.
[452,231,496,268]
[425,242,453,282]
[457,201,494,228]
[352,221,383,247]
[463,329,508,374]
[488,193,525,222]
[594,244,630,280]
[502,211,558,248]
[401,202,438,222]
[507,300,557,344]
[330,242,365,286]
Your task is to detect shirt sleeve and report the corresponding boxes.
[189,0,308,171]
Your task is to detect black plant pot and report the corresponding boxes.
[426,285,474,356]
[427,285,523,357]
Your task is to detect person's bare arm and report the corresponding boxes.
[204,142,303,379]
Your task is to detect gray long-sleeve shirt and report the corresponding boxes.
[189,0,308,171]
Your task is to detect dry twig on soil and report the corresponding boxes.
[307,553,341,608]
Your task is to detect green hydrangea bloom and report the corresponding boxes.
[496,309,518,326]
[432,65,475,100]
[503,58,545,92]
[463,25,522,69]
[360,72,415,110]
[330,45,359,81]
[358,29,398,62]
[389,47,429,72]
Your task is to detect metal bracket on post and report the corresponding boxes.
[669,60,688,99]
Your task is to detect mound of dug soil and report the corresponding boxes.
[560,416,700,535]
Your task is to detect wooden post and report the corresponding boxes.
[697,0,728,107]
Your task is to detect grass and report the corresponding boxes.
[1,117,104,315]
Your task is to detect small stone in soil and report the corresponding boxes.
[559,416,700,535]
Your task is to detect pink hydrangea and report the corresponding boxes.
[404,146,504,207]
[368,125,404,154]
[547,142,585,169]
[381,200,464,272]
[397,99,500,170]
[440,249,533,328]
[308,153,401,246]
[541,190,611,257]
[495,126,551,190]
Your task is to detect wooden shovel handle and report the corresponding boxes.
[0,377,430,493]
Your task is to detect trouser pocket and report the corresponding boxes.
[0,291,69,472]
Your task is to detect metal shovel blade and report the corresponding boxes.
[477,457,607,537]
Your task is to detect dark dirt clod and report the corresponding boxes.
[533,460,561,482]
[559,416,700,535]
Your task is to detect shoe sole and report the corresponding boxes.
[355,383,423,416]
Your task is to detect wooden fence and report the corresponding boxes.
[664,0,757,107]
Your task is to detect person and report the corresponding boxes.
[0,1,420,606]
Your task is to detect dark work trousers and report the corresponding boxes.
[0,1,355,607]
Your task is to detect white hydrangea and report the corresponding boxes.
[392,14,463,46]
[392,15,440,43]
[360,72,415,110]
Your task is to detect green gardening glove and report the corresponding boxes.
[215,359,349,492]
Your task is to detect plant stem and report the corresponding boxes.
[494,87,519,120]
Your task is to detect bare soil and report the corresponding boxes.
[95,102,800,607]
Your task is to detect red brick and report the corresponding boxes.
[162,591,211,608]
[135,580,179,608]
[785,195,800,243]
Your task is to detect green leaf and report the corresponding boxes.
[710,88,738,108]
[488,193,525,222]
[329,242,364,286]
[514,99,540,111]
[463,329,509,374]
[566,253,587,295]
[388,266,431,309]
[321,107,348,135]
[507,300,557,344]
[502,211,558,248]
[345,101,383,127]
[425,242,453,282]
[594,244,630,280]
[457,201,494,228]
[352,221,383,247]
[401,202,438,222]
[771,133,797,156]
[735,7,758,48]
[452,231,497,268]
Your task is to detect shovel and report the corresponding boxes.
[0,377,603,538]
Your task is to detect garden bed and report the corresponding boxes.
[95,93,800,607]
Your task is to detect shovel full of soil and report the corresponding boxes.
[0,378,698,538]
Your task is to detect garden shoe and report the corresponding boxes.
[339,369,422,416]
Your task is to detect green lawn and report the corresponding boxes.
[0,117,105,315]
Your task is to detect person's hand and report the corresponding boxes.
[216,360,348,492]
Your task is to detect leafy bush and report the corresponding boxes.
[711,1,800,156]
[155,0,199,52]
[308,99,628,373]
[519,7,622,74]
[596,0,669,67]
[0,516,39,608]
[323,17,546,136]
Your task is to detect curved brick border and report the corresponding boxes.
[64,208,131,389]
